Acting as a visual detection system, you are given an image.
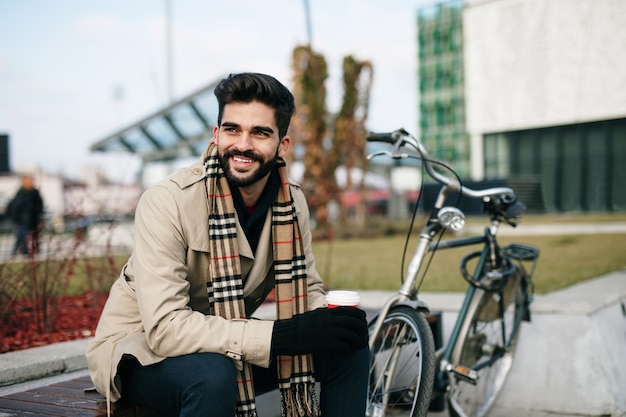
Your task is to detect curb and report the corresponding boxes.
[0,338,88,387]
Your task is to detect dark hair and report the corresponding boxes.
[214,72,295,138]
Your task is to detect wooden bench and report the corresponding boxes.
[0,376,155,416]
[0,309,443,416]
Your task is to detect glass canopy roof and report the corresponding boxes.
[90,78,221,163]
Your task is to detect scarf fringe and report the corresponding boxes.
[235,409,259,417]
[280,382,320,417]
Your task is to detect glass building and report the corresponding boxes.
[417,0,626,212]
[418,0,469,177]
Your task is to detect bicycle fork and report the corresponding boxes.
[368,229,434,350]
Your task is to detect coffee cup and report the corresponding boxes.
[326,290,360,308]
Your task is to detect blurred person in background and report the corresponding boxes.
[7,174,44,256]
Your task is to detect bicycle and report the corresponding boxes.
[365,128,540,417]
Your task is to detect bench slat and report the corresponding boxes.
[0,377,154,417]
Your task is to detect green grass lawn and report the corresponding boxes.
[313,214,626,294]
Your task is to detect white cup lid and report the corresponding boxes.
[326,290,360,305]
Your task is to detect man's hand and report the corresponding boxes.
[271,307,369,355]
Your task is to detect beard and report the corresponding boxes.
[219,149,278,188]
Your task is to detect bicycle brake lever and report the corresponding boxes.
[367,150,392,160]
[367,151,417,161]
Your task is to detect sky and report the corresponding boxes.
[0,0,436,184]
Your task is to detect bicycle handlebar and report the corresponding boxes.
[366,128,516,201]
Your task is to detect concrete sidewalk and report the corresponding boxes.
[1,270,625,416]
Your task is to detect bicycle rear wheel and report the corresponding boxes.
[367,306,435,417]
[447,268,526,417]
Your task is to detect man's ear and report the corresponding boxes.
[278,136,290,157]
[211,125,219,145]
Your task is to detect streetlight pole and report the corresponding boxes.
[303,0,313,47]
[165,0,173,104]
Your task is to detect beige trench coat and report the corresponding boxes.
[86,150,326,403]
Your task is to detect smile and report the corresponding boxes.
[233,156,255,164]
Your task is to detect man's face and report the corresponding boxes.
[214,101,290,188]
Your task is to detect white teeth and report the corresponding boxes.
[233,156,253,163]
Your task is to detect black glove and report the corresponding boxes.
[271,307,369,355]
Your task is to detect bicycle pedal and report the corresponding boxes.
[447,363,479,385]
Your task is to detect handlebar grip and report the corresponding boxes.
[366,128,410,144]
[366,132,395,144]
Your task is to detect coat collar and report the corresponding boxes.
[165,149,260,262]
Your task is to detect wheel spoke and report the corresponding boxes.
[367,307,435,417]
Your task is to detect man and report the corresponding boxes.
[7,174,44,256]
[87,73,369,417]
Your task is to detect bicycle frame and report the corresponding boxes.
[430,229,521,391]
[368,184,507,351]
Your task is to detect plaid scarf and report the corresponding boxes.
[204,144,319,417]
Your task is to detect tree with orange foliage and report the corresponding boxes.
[290,45,373,236]
[331,56,373,227]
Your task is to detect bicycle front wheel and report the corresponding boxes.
[448,269,526,417]
[367,306,435,417]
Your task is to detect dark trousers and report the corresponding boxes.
[120,347,369,417]
[12,224,31,255]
